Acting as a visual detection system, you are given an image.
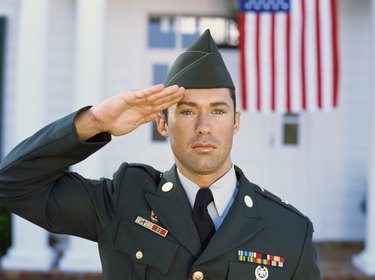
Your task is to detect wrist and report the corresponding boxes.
[74,108,104,141]
[88,108,106,133]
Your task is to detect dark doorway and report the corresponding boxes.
[0,17,6,158]
[0,16,11,258]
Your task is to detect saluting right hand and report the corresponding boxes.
[75,84,184,141]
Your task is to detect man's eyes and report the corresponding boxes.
[179,108,226,115]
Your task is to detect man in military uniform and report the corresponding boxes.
[0,30,320,279]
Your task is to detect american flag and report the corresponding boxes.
[238,0,340,113]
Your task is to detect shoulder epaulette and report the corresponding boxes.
[127,163,163,185]
[254,184,306,218]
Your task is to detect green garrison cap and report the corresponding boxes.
[164,29,235,90]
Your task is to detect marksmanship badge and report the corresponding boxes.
[255,265,269,280]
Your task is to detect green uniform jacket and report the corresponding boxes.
[0,110,321,280]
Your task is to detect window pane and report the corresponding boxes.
[152,64,169,142]
[282,114,299,145]
[283,123,298,145]
[180,16,199,48]
[182,33,200,48]
[148,17,176,48]
[153,64,169,84]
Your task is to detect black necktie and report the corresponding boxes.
[192,188,215,249]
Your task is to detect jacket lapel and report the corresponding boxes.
[145,166,201,258]
[194,167,266,266]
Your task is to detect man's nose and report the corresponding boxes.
[195,114,211,135]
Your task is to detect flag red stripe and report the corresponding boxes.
[331,0,340,107]
[238,13,248,110]
[271,14,276,112]
[301,0,307,110]
[286,14,292,113]
[315,0,323,109]
[256,14,261,111]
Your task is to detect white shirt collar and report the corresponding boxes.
[177,165,237,216]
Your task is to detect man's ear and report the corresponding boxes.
[233,111,241,135]
[155,113,169,138]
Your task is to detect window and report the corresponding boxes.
[148,15,239,49]
[282,114,299,145]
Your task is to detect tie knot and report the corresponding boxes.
[194,188,213,208]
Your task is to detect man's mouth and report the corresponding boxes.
[191,143,216,153]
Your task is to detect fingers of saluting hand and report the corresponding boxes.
[131,84,184,112]
[95,84,184,136]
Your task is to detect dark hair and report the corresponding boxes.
[162,88,237,121]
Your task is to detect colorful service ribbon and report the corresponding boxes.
[238,250,286,268]
[135,216,168,237]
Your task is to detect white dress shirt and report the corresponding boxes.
[177,166,238,230]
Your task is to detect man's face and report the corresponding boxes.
[157,88,241,181]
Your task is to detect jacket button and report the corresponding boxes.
[192,271,204,280]
[135,251,143,260]
[162,182,174,192]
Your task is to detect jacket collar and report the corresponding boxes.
[145,165,201,257]
[145,165,266,262]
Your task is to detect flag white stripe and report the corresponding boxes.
[245,14,257,112]
[260,14,272,114]
[305,0,318,112]
[275,13,287,114]
[321,0,333,111]
[291,0,302,113]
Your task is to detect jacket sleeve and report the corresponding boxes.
[0,108,115,241]
[292,218,321,279]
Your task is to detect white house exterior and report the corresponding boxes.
[0,0,374,274]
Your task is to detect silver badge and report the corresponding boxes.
[255,265,269,280]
